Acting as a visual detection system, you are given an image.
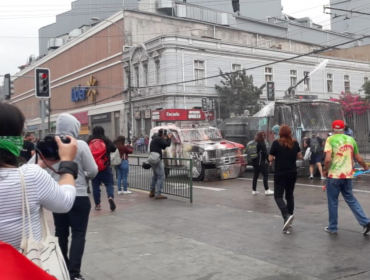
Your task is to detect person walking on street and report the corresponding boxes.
[50,114,98,280]
[148,129,172,199]
[88,126,117,211]
[304,134,325,180]
[115,136,134,195]
[269,125,302,232]
[323,120,370,235]
[144,135,149,153]
[250,132,274,196]
[344,125,354,138]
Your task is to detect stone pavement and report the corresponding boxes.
[43,174,370,280]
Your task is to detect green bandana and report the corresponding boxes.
[0,136,24,157]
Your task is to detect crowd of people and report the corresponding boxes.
[1,102,370,280]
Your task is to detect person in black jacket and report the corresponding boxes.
[252,132,274,196]
[87,126,117,211]
[148,129,172,199]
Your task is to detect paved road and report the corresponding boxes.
[45,169,370,280]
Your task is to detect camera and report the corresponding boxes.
[37,134,70,160]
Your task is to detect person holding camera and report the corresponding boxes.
[148,129,172,199]
[46,114,98,280]
[0,103,78,250]
[87,126,117,211]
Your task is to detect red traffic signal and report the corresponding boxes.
[35,68,50,98]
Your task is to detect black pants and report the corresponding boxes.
[274,172,297,219]
[252,160,269,191]
[53,196,91,279]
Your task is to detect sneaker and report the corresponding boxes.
[73,275,85,280]
[282,215,294,232]
[309,175,313,179]
[362,222,370,235]
[123,190,133,194]
[108,198,116,211]
[148,190,155,198]
[265,190,274,196]
[252,191,259,195]
[155,194,168,200]
[95,204,101,211]
[321,177,326,180]
[117,191,123,195]
[325,227,337,234]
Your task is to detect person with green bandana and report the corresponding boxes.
[0,103,78,250]
[324,119,370,235]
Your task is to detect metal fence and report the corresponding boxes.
[128,156,193,203]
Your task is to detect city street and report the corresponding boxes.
[46,170,370,280]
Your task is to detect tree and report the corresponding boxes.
[330,92,370,115]
[215,69,262,119]
[362,80,370,100]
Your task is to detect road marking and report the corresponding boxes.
[193,186,227,191]
[238,178,370,194]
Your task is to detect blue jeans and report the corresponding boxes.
[117,160,129,191]
[326,178,370,232]
[91,167,114,205]
[150,161,165,196]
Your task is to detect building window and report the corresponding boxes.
[303,71,310,91]
[327,73,333,93]
[265,67,273,82]
[155,60,160,85]
[232,63,241,72]
[194,60,205,86]
[290,70,297,87]
[143,63,148,86]
[124,68,130,88]
[344,75,350,93]
[134,64,139,87]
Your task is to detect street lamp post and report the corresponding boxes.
[91,17,133,142]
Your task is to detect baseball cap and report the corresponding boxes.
[332,120,345,131]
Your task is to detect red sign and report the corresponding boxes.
[151,109,214,121]
[72,111,89,124]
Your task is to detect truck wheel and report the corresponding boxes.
[193,163,205,181]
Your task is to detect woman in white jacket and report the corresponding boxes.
[0,103,78,250]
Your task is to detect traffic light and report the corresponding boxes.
[35,68,50,98]
[44,100,50,117]
[267,81,275,101]
[201,98,208,112]
[211,99,217,110]
[3,74,14,100]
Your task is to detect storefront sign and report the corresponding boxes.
[151,109,214,121]
[144,109,151,119]
[134,111,141,119]
[91,113,111,123]
[72,111,89,125]
[71,76,98,102]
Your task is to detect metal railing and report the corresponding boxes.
[127,156,193,203]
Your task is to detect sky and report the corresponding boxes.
[0,0,331,77]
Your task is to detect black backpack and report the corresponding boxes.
[246,140,259,161]
[310,137,321,153]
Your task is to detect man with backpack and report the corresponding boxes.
[304,133,325,180]
[88,126,117,211]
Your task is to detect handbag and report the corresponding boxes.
[110,149,121,166]
[148,152,161,165]
[18,168,71,280]
[304,147,312,161]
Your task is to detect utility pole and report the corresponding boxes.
[128,68,132,142]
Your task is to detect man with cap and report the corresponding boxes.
[323,120,370,235]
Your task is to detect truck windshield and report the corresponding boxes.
[181,128,222,141]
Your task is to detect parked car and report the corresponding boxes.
[149,123,247,181]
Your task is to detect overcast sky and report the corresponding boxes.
[0,0,330,77]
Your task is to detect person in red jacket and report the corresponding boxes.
[115,136,134,194]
